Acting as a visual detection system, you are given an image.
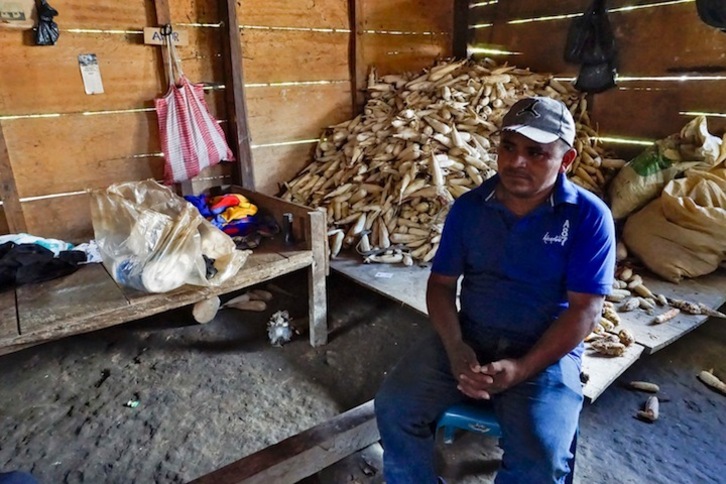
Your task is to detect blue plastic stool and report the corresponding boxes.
[436,403,577,484]
[436,402,501,444]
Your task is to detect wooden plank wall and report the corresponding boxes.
[0,0,232,242]
[469,0,726,159]
[0,0,453,241]
[239,0,453,196]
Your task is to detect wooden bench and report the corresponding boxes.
[329,253,726,401]
[0,187,328,356]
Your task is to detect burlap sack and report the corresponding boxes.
[609,116,723,220]
[622,168,726,282]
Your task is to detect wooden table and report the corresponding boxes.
[330,252,725,402]
[0,190,329,356]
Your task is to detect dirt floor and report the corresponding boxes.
[0,270,724,484]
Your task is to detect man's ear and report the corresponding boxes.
[559,148,577,174]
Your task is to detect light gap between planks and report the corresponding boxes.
[0,81,352,120]
[470,0,694,28]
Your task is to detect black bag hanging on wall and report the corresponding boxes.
[574,62,617,93]
[34,0,60,46]
[564,0,618,94]
[696,0,726,30]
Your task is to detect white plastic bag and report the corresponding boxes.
[90,180,248,293]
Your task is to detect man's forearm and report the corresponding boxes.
[518,303,600,379]
[426,277,462,351]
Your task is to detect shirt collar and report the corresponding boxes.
[478,173,579,206]
[552,173,579,206]
[479,174,499,202]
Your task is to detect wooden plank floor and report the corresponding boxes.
[331,253,726,399]
[613,270,726,354]
[580,343,644,400]
[17,263,130,337]
[331,254,430,314]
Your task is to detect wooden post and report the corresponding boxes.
[307,210,328,346]
[348,0,367,113]
[152,0,172,32]
[452,0,470,59]
[220,0,255,190]
[0,123,26,233]
[151,0,173,93]
[189,400,378,484]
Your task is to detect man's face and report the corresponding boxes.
[496,131,574,200]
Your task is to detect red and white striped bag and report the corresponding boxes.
[155,30,234,184]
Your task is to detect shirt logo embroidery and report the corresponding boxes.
[543,220,570,246]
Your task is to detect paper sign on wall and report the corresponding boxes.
[78,54,105,95]
[143,27,189,46]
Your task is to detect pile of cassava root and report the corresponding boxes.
[281,57,626,263]
[585,242,726,357]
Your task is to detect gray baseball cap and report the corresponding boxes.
[501,96,576,147]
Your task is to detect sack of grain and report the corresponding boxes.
[622,168,726,282]
[609,116,723,220]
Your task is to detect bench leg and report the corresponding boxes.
[308,211,328,346]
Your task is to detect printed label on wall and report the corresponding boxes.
[78,54,105,95]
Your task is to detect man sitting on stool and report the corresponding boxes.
[375,96,616,483]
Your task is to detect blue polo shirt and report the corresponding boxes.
[431,173,615,359]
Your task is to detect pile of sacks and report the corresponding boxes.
[609,117,726,282]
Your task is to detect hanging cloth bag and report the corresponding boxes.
[154,26,234,184]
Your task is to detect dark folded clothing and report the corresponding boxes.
[0,242,84,290]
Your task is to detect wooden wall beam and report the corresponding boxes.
[348,0,366,113]
[151,0,173,75]
[220,0,255,190]
[190,400,378,484]
[453,0,470,58]
[0,124,26,233]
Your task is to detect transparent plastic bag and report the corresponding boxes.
[90,180,248,293]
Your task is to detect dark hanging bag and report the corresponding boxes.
[574,62,617,94]
[564,0,617,64]
[564,0,618,93]
[34,0,60,46]
[696,0,726,30]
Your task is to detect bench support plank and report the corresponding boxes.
[190,400,378,484]
[308,210,328,346]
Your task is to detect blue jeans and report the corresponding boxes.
[375,332,583,483]
[0,472,38,484]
